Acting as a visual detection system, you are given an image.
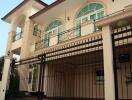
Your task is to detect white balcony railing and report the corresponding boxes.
[35,21,98,51]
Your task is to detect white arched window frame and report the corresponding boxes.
[76,3,105,26]
[43,20,63,47]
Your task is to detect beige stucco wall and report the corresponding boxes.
[103,0,132,14]
[6,0,132,56]
[4,0,132,99]
[6,0,132,55]
[6,31,16,55]
[37,0,132,50]
[41,0,132,31]
[11,39,22,51]
[5,5,43,92]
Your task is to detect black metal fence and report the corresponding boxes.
[43,33,104,99]
[8,33,105,100]
[112,24,132,100]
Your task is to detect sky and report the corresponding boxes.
[0,0,55,57]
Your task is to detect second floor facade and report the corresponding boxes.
[2,0,132,58]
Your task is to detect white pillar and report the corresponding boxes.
[102,25,116,100]
[5,18,17,55]
[0,56,11,100]
[10,17,17,32]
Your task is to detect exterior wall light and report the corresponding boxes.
[67,16,70,21]
[7,51,10,56]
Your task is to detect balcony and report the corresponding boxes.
[12,32,22,42]
[35,20,99,51]
[11,32,23,51]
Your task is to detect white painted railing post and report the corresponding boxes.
[0,56,11,100]
[102,25,116,100]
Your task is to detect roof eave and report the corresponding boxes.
[29,0,66,20]
[1,0,29,21]
[1,0,48,22]
[35,0,49,7]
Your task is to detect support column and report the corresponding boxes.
[20,19,34,58]
[18,19,34,91]
[102,25,116,100]
[5,31,16,55]
[0,56,11,100]
[5,18,17,55]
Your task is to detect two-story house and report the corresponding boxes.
[1,0,132,100]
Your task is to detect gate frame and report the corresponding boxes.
[112,25,132,100]
[9,54,46,100]
[112,33,119,100]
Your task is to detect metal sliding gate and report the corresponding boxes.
[112,24,132,100]
[42,33,104,100]
[8,33,104,100]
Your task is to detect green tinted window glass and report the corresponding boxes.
[97,11,104,19]
[58,27,63,43]
[48,31,52,35]
[89,3,97,10]
[46,20,62,31]
[76,19,81,26]
[76,27,81,37]
[82,17,88,23]
[77,3,104,18]
[45,20,62,46]
[53,29,58,35]
[90,14,96,20]
[96,4,103,10]
[43,38,49,47]
[58,27,63,33]
[33,25,38,36]
[43,34,49,47]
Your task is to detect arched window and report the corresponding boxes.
[46,20,62,32]
[76,3,104,26]
[44,20,63,47]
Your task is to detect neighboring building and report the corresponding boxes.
[1,0,132,99]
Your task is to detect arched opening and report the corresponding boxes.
[45,20,62,32]
[76,3,105,25]
[44,20,63,47]
[74,3,105,36]
[13,15,26,42]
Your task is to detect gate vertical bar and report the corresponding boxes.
[38,57,43,100]
[41,54,46,94]
[8,58,16,97]
[38,54,46,100]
